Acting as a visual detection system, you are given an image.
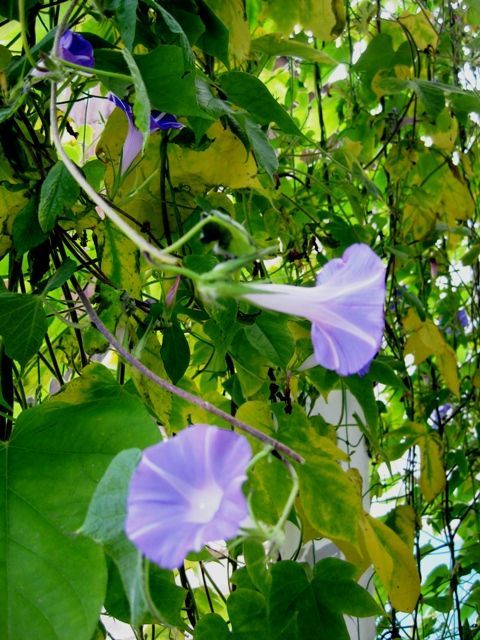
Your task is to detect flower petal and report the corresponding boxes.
[310,244,386,375]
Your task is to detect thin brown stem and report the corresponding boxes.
[73,284,304,463]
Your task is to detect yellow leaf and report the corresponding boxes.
[403,197,436,240]
[403,310,459,395]
[169,122,260,191]
[260,0,345,41]
[394,65,413,80]
[398,11,438,50]
[362,514,420,612]
[385,505,417,549]
[437,345,460,396]
[295,497,323,543]
[95,220,142,298]
[236,401,274,444]
[403,311,445,363]
[417,431,446,502]
[438,169,475,229]
[402,164,474,243]
[0,149,28,258]
[206,0,251,63]
[425,109,458,153]
[301,0,346,40]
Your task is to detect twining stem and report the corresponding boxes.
[60,58,132,82]
[18,0,37,67]
[74,284,304,463]
[268,462,299,545]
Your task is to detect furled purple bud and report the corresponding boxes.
[59,30,95,68]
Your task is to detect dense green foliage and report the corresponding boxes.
[0,0,479,638]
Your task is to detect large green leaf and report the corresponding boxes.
[196,0,230,66]
[312,558,381,617]
[219,71,303,136]
[110,0,138,49]
[195,613,231,639]
[81,449,147,623]
[12,196,47,254]
[81,449,185,625]
[243,312,295,367]
[268,561,349,640]
[135,45,202,115]
[0,293,47,366]
[0,364,159,640]
[227,589,268,639]
[38,162,80,232]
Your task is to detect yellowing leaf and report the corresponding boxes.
[297,454,362,549]
[394,65,413,80]
[169,122,259,191]
[236,401,274,439]
[403,309,444,361]
[260,0,345,41]
[131,334,172,426]
[206,0,251,63]
[417,431,446,502]
[301,0,346,40]
[362,514,420,612]
[0,150,28,258]
[398,11,438,50]
[403,309,459,395]
[436,345,460,396]
[403,198,436,239]
[438,169,475,230]
[402,163,474,243]
[96,220,142,297]
[384,505,417,549]
[425,109,458,153]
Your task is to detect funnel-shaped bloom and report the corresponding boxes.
[59,30,95,68]
[241,243,386,376]
[109,94,183,173]
[125,424,251,569]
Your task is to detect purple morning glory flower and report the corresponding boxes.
[59,30,95,68]
[429,403,452,430]
[456,309,469,329]
[125,424,251,570]
[109,94,183,173]
[241,244,386,376]
[150,111,184,132]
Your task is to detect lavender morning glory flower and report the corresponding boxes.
[125,424,251,569]
[429,403,452,430]
[456,309,469,329]
[59,30,95,68]
[241,243,386,376]
[108,94,183,173]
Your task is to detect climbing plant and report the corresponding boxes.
[0,0,478,638]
